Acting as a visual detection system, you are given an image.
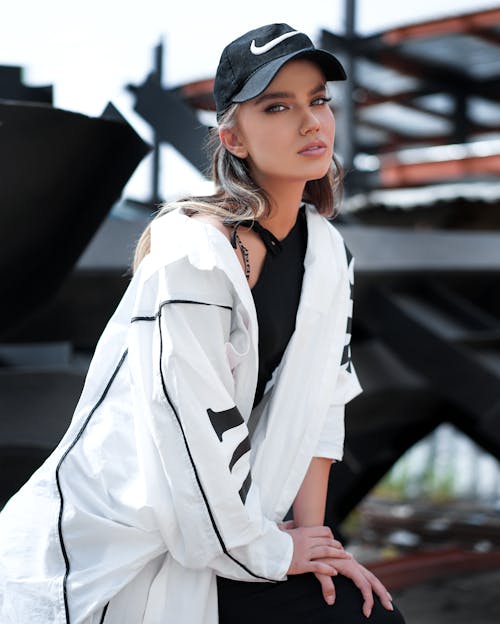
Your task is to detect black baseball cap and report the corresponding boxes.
[213,23,346,117]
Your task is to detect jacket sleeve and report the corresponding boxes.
[128,258,292,582]
[314,242,362,460]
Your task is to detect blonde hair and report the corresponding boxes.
[133,103,343,272]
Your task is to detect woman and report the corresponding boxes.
[0,23,405,624]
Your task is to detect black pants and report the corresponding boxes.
[217,573,406,623]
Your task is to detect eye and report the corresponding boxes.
[312,96,332,106]
[265,103,288,113]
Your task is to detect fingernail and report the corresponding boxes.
[388,604,394,611]
[327,596,334,605]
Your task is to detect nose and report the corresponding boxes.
[299,108,320,136]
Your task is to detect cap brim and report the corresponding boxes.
[232,48,346,104]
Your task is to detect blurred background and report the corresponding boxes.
[1,1,500,622]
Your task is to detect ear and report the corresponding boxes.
[219,127,248,159]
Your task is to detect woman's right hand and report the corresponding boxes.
[283,525,352,576]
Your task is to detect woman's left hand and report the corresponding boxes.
[314,557,394,617]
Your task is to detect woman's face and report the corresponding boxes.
[229,59,335,193]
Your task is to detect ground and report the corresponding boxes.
[392,569,500,623]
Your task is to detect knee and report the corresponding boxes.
[378,602,406,624]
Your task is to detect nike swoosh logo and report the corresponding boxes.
[250,31,301,55]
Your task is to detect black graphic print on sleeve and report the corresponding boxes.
[207,407,252,503]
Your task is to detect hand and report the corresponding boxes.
[282,525,352,577]
[320,556,394,617]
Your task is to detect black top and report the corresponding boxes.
[246,206,308,407]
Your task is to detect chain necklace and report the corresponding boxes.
[228,217,285,282]
[234,231,250,280]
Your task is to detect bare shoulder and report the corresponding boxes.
[190,213,232,242]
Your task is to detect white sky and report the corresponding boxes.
[2,0,499,201]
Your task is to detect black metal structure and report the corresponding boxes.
[0,70,151,501]
[0,101,150,335]
[128,73,210,175]
[326,241,500,525]
[1,8,500,536]
[320,5,500,192]
[323,8,500,149]
[0,66,53,104]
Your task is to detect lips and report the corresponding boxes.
[298,140,328,155]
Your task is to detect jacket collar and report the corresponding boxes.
[150,205,339,348]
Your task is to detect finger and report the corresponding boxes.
[311,538,345,550]
[317,552,355,566]
[361,568,394,611]
[357,579,374,618]
[315,573,336,605]
[344,569,374,618]
[310,561,338,576]
[310,546,353,560]
[302,525,334,539]
[278,520,296,530]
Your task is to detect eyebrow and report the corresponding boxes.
[253,82,327,106]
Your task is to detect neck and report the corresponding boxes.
[258,180,305,240]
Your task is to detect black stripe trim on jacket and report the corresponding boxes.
[55,350,128,624]
[157,308,275,582]
[99,602,109,623]
[131,299,232,323]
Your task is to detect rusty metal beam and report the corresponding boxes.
[382,7,500,45]
[380,153,500,187]
[367,548,500,590]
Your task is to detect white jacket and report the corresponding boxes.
[0,205,361,623]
